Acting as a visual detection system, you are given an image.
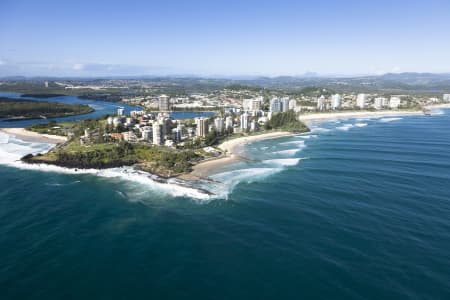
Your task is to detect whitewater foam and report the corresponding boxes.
[337,124,354,131]
[311,127,331,133]
[271,149,301,157]
[0,132,10,144]
[379,117,403,123]
[45,181,81,187]
[278,140,306,147]
[0,129,306,201]
[0,132,212,201]
[262,158,302,167]
[295,134,317,139]
[430,109,444,115]
[0,133,54,165]
[209,167,282,199]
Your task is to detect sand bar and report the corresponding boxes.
[0,128,67,144]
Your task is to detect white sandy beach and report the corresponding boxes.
[218,131,294,154]
[0,128,67,144]
[186,131,294,179]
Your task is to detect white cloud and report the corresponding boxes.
[72,63,85,71]
[391,66,401,73]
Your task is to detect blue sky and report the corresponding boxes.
[0,0,449,77]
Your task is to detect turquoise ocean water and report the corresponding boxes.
[1,98,449,299]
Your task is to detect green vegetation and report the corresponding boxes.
[0,81,127,102]
[264,111,309,133]
[28,121,76,136]
[23,117,203,177]
[23,140,200,177]
[0,97,93,120]
[135,146,200,176]
[287,86,335,98]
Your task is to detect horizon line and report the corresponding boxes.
[2,71,450,80]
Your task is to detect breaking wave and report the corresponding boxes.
[0,131,212,201]
[262,158,302,167]
[209,167,282,199]
[336,122,367,131]
[4,113,384,201]
[295,134,317,139]
[311,127,331,133]
[379,117,403,123]
[337,124,354,131]
[278,140,305,147]
[271,149,301,157]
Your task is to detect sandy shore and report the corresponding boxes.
[0,128,67,144]
[299,110,423,125]
[218,131,294,155]
[184,131,294,179]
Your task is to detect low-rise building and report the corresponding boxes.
[122,131,138,143]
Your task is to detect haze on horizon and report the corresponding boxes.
[1,0,449,77]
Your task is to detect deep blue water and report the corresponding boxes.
[1,110,450,299]
[0,92,214,128]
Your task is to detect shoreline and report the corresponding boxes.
[0,128,67,144]
[184,131,295,179]
[185,107,448,179]
[5,105,448,181]
[218,131,295,155]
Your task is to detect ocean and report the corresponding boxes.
[1,106,450,299]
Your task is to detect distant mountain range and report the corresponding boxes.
[1,73,450,94]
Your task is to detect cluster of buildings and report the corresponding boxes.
[92,93,300,148]
[101,108,183,147]
[193,113,258,138]
[310,93,406,111]
[79,90,450,148]
[99,106,252,147]
[269,97,296,113]
[124,91,450,114]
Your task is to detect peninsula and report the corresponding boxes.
[3,78,448,181]
[20,110,309,178]
[0,97,94,121]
